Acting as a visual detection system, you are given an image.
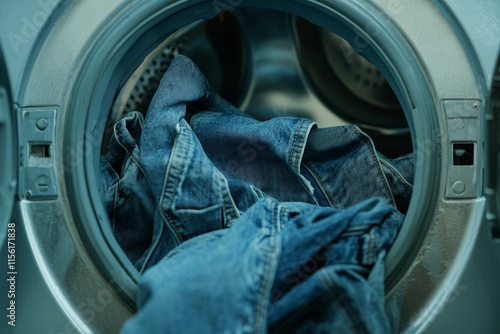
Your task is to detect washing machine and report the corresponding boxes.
[1,0,500,333]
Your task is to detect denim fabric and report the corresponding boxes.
[134,56,241,272]
[100,112,155,264]
[187,83,413,215]
[100,55,414,333]
[101,55,414,272]
[267,197,402,333]
[120,197,403,334]
[379,154,414,214]
[190,112,317,210]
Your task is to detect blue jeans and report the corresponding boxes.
[192,113,413,212]
[100,55,413,271]
[100,111,155,264]
[120,197,403,334]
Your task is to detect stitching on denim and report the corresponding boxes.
[282,119,317,202]
[294,119,306,171]
[354,126,396,207]
[111,180,119,232]
[268,290,324,332]
[363,230,377,265]
[159,125,190,244]
[218,173,227,228]
[112,123,149,180]
[391,153,414,162]
[220,172,240,225]
[217,171,231,229]
[102,161,121,230]
[252,201,281,334]
[139,217,165,274]
[295,121,317,198]
[127,150,149,181]
[319,269,371,333]
[288,118,305,171]
[113,193,136,216]
[379,159,413,191]
[302,162,338,208]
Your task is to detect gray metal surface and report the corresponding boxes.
[441,0,500,87]
[0,0,64,93]
[0,46,15,256]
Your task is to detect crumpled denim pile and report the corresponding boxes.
[100,55,413,333]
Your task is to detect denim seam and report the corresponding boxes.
[111,180,119,232]
[341,224,373,237]
[362,210,403,264]
[113,193,136,216]
[363,230,376,265]
[391,153,413,162]
[293,120,318,200]
[219,172,240,225]
[113,121,135,153]
[159,126,189,244]
[139,220,165,274]
[268,292,323,332]
[302,162,338,208]
[379,159,413,191]
[128,151,150,182]
[353,126,396,207]
[217,172,230,226]
[289,119,307,172]
[217,175,227,229]
[250,186,264,200]
[253,202,281,334]
[379,212,402,255]
[319,268,371,334]
[112,125,150,183]
[139,126,189,272]
[103,161,121,231]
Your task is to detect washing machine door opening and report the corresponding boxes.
[0,45,16,251]
[101,5,416,283]
[85,3,435,296]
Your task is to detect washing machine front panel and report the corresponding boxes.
[441,0,500,87]
[0,45,16,251]
[0,0,62,93]
[5,0,500,333]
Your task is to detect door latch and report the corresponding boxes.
[18,108,58,200]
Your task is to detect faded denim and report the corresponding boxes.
[98,55,415,333]
[100,55,413,273]
[100,111,155,264]
[120,197,403,334]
